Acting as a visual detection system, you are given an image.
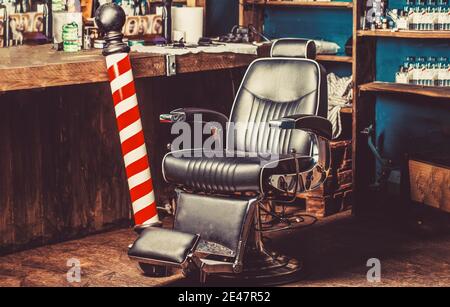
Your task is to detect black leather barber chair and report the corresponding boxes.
[128,38,332,285]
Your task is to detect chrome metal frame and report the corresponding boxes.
[128,197,258,283]
[189,197,258,282]
[267,135,331,196]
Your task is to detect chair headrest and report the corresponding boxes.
[270,38,317,60]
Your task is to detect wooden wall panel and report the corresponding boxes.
[0,93,14,249]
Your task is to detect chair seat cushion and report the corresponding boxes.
[162,149,315,194]
[128,227,199,264]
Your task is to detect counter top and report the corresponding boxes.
[0,44,259,92]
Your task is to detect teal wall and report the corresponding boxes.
[375,95,450,162]
[373,1,450,166]
[206,0,239,37]
[264,7,352,55]
[263,6,353,76]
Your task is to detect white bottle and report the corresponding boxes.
[437,7,445,30]
[437,64,446,86]
[396,71,410,84]
[408,8,416,29]
[446,64,450,86]
[411,64,420,85]
[446,8,450,31]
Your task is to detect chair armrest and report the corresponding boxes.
[269,114,332,140]
[160,107,229,127]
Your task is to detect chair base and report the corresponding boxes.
[137,262,170,277]
[211,249,303,286]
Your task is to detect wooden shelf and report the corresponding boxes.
[357,30,450,39]
[245,0,353,9]
[316,54,353,63]
[359,82,450,99]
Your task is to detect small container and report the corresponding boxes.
[128,39,145,47]
[62,22,78,41]
[63,40,79,52]
[83,26,99,50]
[62,22,79,52]
[93,39,106,49]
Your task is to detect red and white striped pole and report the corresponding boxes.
[95,4,159,229]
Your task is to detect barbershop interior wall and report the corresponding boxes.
[263,6,353,77]
[206,0,239,37]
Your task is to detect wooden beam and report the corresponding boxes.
[239,0,265,37]
[351,0,377,215]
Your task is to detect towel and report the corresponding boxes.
[131,42,259,56]
[327,73,353,139]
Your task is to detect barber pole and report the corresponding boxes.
[96,3,159,227]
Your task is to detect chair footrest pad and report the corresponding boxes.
[128,227,199,264]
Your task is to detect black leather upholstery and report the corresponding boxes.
[128,227,199,264]
[163,149,315,194]
[161,107,229,127]
[270,38,317,59]
[270,114,333,141]
[163,42,327,195]
[228,59,327,156]
[174,191,255,256]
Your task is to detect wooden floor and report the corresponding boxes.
[0,210,449,287]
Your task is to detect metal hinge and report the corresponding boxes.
[165,54,177,76]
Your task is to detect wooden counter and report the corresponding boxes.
[0,44,259,92]
[0,45,253,254]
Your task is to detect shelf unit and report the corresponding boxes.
[239,0,355,65]
[239,1,355,114]
[352,0,450,214]
[240,0,450,214]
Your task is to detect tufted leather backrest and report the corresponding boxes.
[227,57,327,156]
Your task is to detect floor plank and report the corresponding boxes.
[0,211,449,287]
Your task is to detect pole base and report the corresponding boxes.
[133,221,163,234]
[137,262,171,277]
[210,249,303,286]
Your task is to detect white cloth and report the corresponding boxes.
[327,73,353,139]
[130,42,259,56]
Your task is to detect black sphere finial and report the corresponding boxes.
[95,3,130,56]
